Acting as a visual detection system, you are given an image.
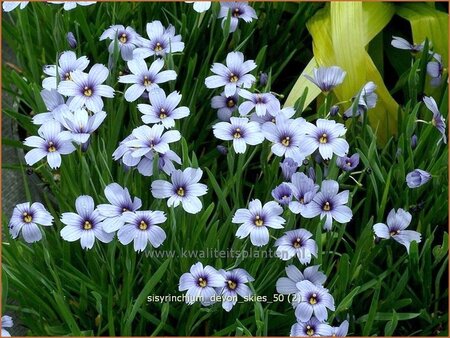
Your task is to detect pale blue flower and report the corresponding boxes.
[32,89,69,125]
[23,121,76,169]
[205,51,256,96]
[275,229,318,264]
[60,195,114,250]
[406,169,431,188]
[238,89,280,116]
[100,25,142,61]
[124,124,181,158]
[117,210,167,252]
[57,64,114,112]
[133,20,184,58]
[216,268,254,311]
[302,180,352,231]
[296,280,335,322]
[213,117,264,153]
[151,168,208,214]
[232,199,285,246]
[179,262,225,306]
[218,2,257,33]
[118,58,177,102]
[97,183,142,233]
[373,208,421,253]
[138,88,189,129]
[304,66,346,93]
[8,202,53,243]
[48,1,96,11]
[290,317,332,337]
[42,51,89,90]
[298,119,349,160]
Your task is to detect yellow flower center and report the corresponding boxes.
[48,141,56,152]
[227,99,235,108]
[198,278,207,288]
[177,187,185,197]
[119,33,127,43]
[254,215,264,227]
[323,201,331,211]
[229,73,239,83]
[22,212,32,223]
[139,220,148,230]
[122,208,128,212]
[319,133,328,144]
[390,229,400,236]
[233,7,240,17]
[347,161,352,167]
[233,128,242,139]
[64,72,72,81]
[309,293,317,305]
[293,238,302,248]
[281,136,290,146]
[155,42,163,52]
[227,280,237,290]
[83,221,92,230]
[83,86,92,97]
[306,325,315,336]
[143,75,152,86]
[159,108,167,119]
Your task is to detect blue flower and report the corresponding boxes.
[279,157,299,181]
[32,89,69,125]
[373,208,421,253]
[290,316,332,337]
[304,66,346,93]
[406,169,431,188]
[1,315,13,337]
[100,25,142,61]
[391,36,424,53]
[296,280,335,322]
[343,81,377,119]
[302,180,352,231]
[232,199,285,246]
[58,108,106,144]
[336,153,360,172]
[117,210,167,252]
[57,64,114,112]
[427,53,445,87]
[48,2,96,11]
[133,20,184,58]
[23,121,76,169]
[97,183,142,233]
[423,96,447,144]
[275,229,318,264]
[42,51,89,90]
[151,168,208,214]
[211,92,239,121]
[218,2,257,33]
[118,58,177,102]
[262,115,308,159]
[238,89,280,116]
[288,172,319,216]
[205,51,256,97]
[330,320,349,337]
[276,265,327,301]
[213,117,264,154]
[216,268,254,311]
[8,202,53,243]
[300,119,349,160]
[179,262,225,306]
[60,196,114,250]
[124,124,181,158]
[3,1,28,12]
[271,183,294,206]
